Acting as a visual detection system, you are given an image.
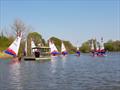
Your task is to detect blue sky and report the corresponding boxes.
[0,0,120,46]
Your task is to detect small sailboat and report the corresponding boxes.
[0,32,22,61]
[49,40,59,56]
[61,41,68,56]
[95,39,100,56]
[91,38,106,57]
[75,41,80,56]
[76,47,80,56]
[99,37,106,56]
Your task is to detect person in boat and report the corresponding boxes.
[34,49,40,58]
[61,52,68,56]
[52,50,60,56]
[51,51,59,56]
[96,49,101,56]
[23,48,26,56]
[76,50,80,56]
[100,49,106,56]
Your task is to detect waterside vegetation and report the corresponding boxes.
[0,19,120,56]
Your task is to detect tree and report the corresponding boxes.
[80,41,91,53]
[104,40,120,51]
[10,19,31,56]
[11,19,30,39]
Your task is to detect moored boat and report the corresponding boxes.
[23,39,51,61]
[23,46,51,61]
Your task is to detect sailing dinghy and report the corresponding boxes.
[61,41,68,56]
[0,32,22,60]
[90,38,106,57]
[76,47,80,56]
[99,37,106,56]
[49,40,59,56]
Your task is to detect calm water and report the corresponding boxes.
[0,52,120,90]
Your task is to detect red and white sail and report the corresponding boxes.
[4,33,22,57]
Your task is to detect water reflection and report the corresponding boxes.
[50,57,57,74]
[61,55,67,69]
[9,63,23,90]
[0,53,120,90]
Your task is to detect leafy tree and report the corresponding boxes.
[80,41,90,53]
[105,40,120,51]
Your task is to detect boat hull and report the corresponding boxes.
[23,56,51,61]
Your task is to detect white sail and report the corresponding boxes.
[91,40,94,50]
[4,35,22,57]
[95,40,99,51]
[61,42,66,52]
[100,37,104,50]
[76,41,80,51]
[31,40,36,48]
[77,47,79,51]
[49,40,58,53]
[31,39,36,53]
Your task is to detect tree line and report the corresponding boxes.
[0,19,120,55]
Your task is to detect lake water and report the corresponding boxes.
[0,52,120,90]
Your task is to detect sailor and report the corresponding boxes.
[76,51,80,56]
